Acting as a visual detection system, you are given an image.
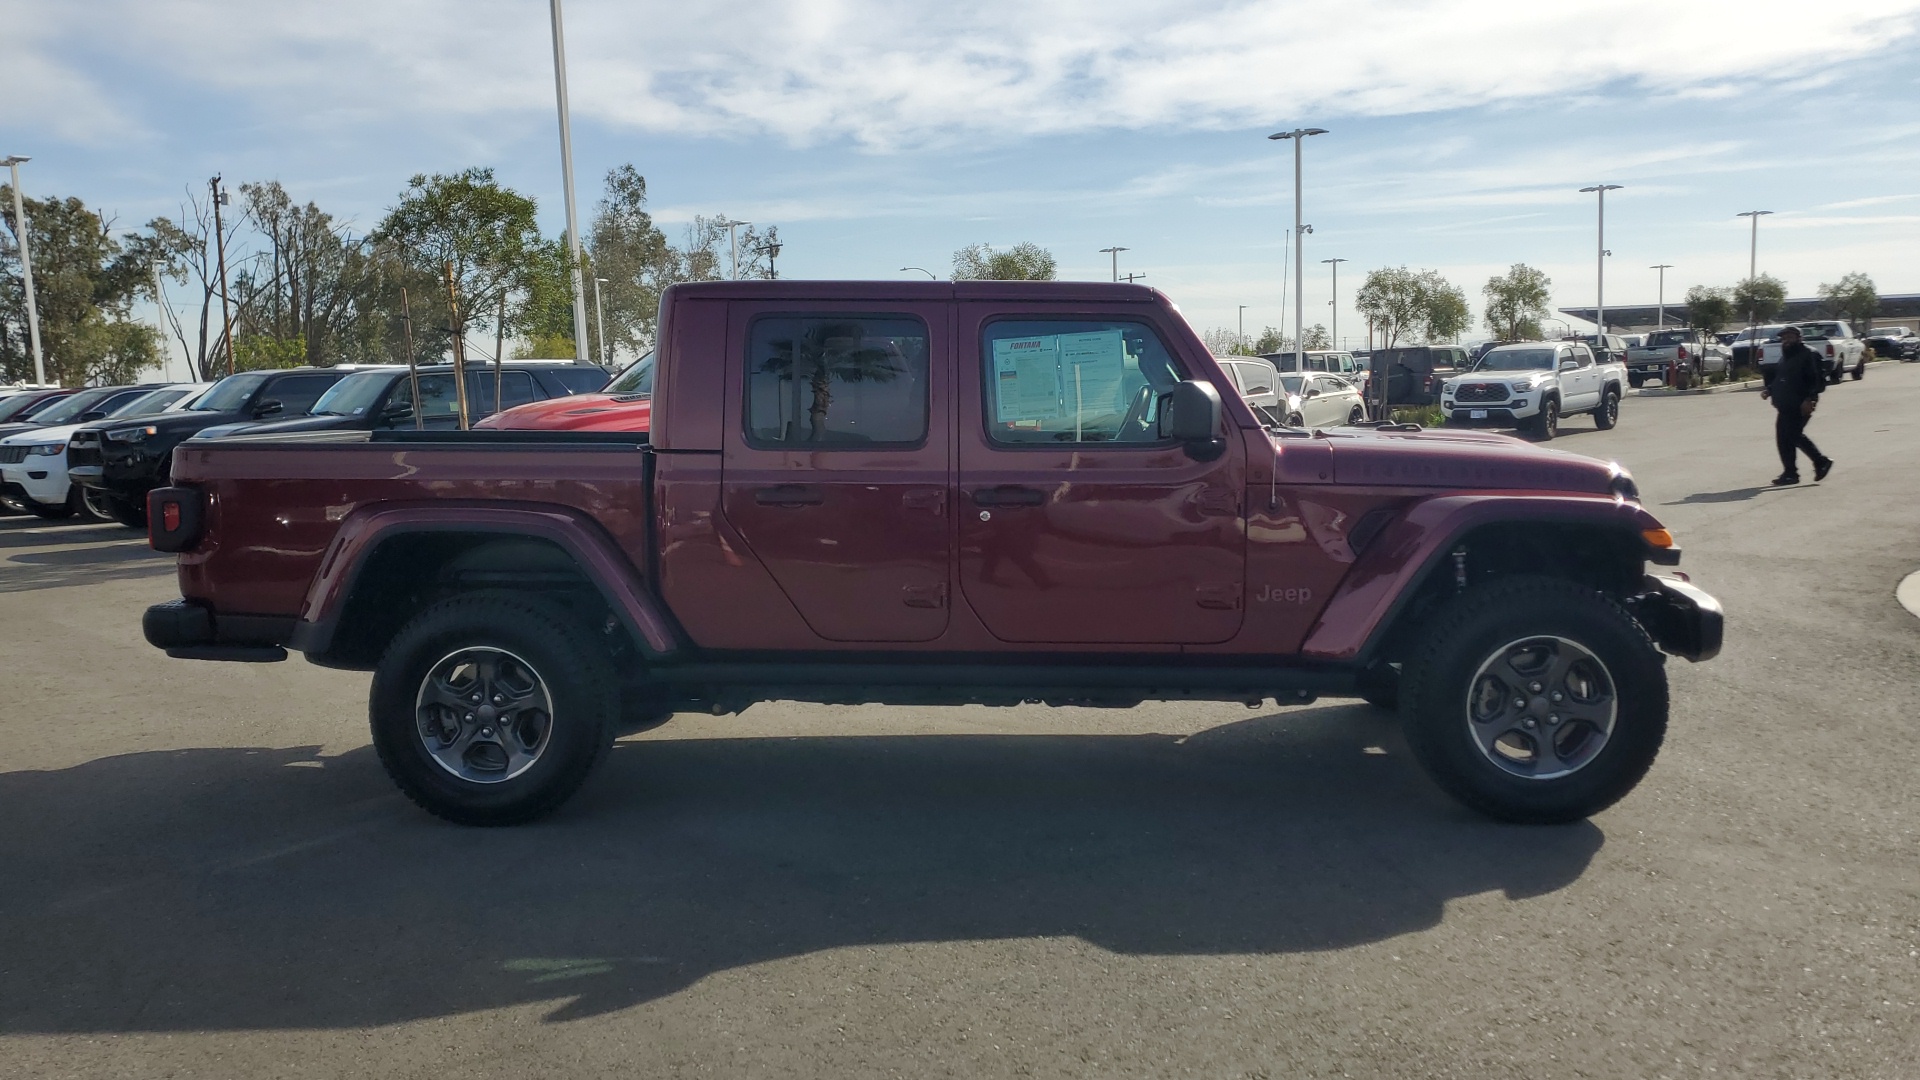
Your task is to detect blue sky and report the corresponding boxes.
[7,0,1919,376]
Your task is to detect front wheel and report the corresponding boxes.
[100,492,146,529]
[1593,388,1619,430]
[1528,399,1558,441]
[370,590,620,825]
[1399,576,1667,823]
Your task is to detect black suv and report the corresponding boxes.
[69,367,356,527]
[192,361,610,439]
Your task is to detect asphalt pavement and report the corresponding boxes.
[3,364,1917,1079]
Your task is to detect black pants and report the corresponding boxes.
[1775,405,1826,475]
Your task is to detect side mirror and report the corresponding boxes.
[1559,360,1578,372]
[1304,387,1321,399]
[252,399,284,418]
[383,401,414,422]
[1160,379,1223,456]
[79,410,107,421]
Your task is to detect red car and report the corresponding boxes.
[476,354,651,432]
[141,280,1720,828]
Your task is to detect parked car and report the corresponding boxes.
[0,387,79,425]
[0,383,207,519]
[1619,334,1645,349]
[0,385,153,441]
[1563,334,1631,365]
[1757,321,1868,383]
[1368,345,1473,406]
[1217,360,1368,427]
[1624,329,1730,389]
[1440,340,1626,440]
[69,366,355,527]
[477,355,647,431]
[192,361,611,439]
[141,279,1721,828]
[1863,326,1919,361]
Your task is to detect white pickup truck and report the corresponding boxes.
[1623,329,1730,389]
[1439,340,1626,441]
[1759,321,1868,383]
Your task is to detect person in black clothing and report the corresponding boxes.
[1761,325,1834,485]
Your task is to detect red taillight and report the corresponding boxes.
[1677,345,1689,360]
[1825,344,1835,357]
[147,486,206,553]
[162,502,181,532]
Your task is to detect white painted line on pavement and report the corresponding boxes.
[1899,571,1920,621]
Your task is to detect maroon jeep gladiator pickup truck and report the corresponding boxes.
[142,281,1721,826]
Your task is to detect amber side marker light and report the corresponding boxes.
[1642,528,1675,549]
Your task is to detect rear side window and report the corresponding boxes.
[746,315,928,447]
[982,319,1185,446]
[266,374,341,415]
[466,370,540,414]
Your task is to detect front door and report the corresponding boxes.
[956,308,1247,645]
[720,305,952,643]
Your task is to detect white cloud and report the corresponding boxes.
[13,0,1920,148]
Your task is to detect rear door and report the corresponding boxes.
[719,304,952,642]
[956,307,1247,644]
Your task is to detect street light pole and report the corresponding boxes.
[592,276,609,365]
[1270,127,1328,375]
[1579,184,1622,334]
[719,219,750,281]
[1322,257,1347,351]
[1099,246,1128,282]
[1735,210,1772,280]
[547,0,592,365]
[1650,264,1673,328]
[4,155,45,385]
[210,175,235,376]
[899,266,936,280]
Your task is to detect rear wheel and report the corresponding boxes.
[1593,388,1619,430]
[370,590,619,825]
[1399,576,1667,823]
[1850,357,1865,380]
[1346,405,1366,426]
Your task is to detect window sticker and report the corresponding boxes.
[990,328,1128,437]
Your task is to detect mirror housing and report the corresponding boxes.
[252,399,284,419]
[1304,387,1321,399]
[383,401,414,422]
[79,409,107,421]
[1559,360,1578,372]
[1160,379,1224,459]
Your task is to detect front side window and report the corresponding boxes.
[394,374,462,422]
[190,372,272,412]
[747,315,928,446]
[1237,362,1273,395]
[266,375,340,415]
[983,319,1184,446]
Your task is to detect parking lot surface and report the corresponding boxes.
[3,365,1917,1079]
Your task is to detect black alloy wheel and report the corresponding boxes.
[1531,399,1558,441]
[1594,388,1619,430]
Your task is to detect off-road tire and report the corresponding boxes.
[1399,575,1667,824]
[101,493,146,529]
[1528,398,1559,441]
[370,590,619,826]
[1355,662,1400,710]
[1593,388,1620,430]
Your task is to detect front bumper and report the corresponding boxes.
[1,460,69,505]
[1626,575,1724,662]
[143,599,292,662]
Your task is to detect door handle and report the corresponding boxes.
[753,484,823,507]
[971,485,1045,507]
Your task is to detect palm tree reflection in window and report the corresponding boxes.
[756,320,918,443]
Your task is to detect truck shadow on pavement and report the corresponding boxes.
[0,705,1603,1034]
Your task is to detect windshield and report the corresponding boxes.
[1277,374,1306,395]
[1646,330,1692,347]
[605,351,655,395]
[311,371,397,415]
[190,372,272,412]
[1870,327,1906,336]
[1474,348,1556,371]
[0,393,60,422]
[26,388,120,425]
[105,388,185,418]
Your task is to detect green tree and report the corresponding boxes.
[1,186,162,385]
[1818,272,1877,334]
[952,242,1057,281]
[1683,285,1734,335]
[374,168,548,361]
[584,165,677,361]
[1482,263,1552,341]
[1250,326,1289,354]
[1301,324,1332,350]
[1733,274,1787,324]
[1355,267,1469,347]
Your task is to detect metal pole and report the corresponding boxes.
[548,0,591,365]
[1238,305,1247,350]
[1597,188,1605,334]
[1651,264,1672,328]
[1099,246,1127,282]
[210,175,234,376]
[1323,257,1346,352]
[592,276,608,364]
[400,287,423,430]
[1293,135,1304,374]
[1749,215,1758,279]
[5,158,46,384]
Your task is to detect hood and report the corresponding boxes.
[190,414,364,440]
[0,420,89,446]
[1320,427,1623,495]
[476,393,651,432]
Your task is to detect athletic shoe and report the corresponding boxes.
[1814,458,1834,481]
[1771,473,1800,486]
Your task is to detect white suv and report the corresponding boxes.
[1440,341,1626,440]
[0,383,207,519]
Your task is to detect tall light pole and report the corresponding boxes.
[1270,127,1328,374]
[1238,305,1248,350]
[1579,184,1622,333]
[548,0,591,364]
[1736,210,1772,281]
[1650,264,1673,328]
[719,219,750,280]
[1099,246,1129,282]
[1322,257,1347,351]
[210,175,235,376]
[899,266,936,280]
[4,155,45,385]
[592,276,609,365]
